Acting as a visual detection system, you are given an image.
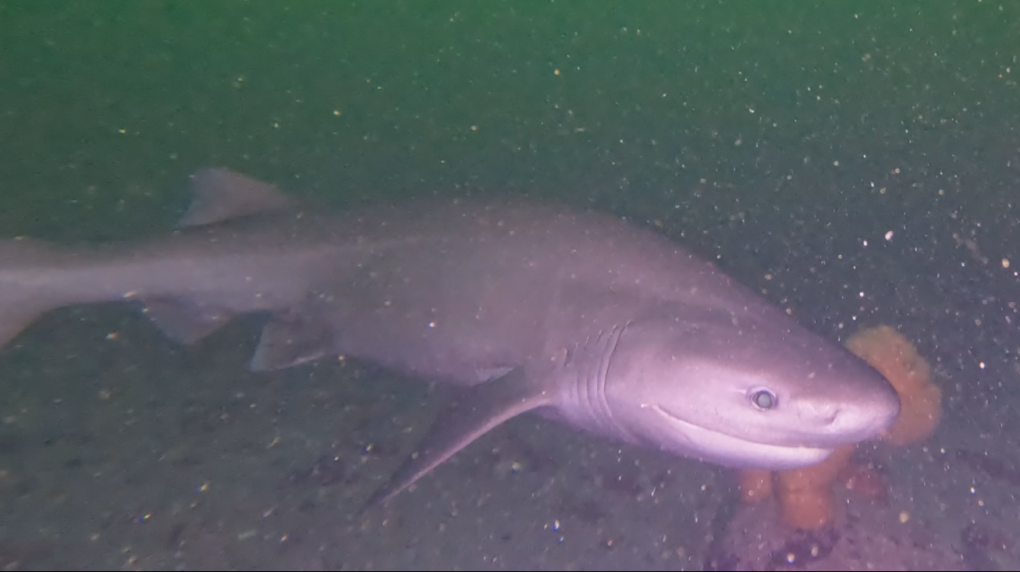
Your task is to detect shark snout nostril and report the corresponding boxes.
[803,401,842,425]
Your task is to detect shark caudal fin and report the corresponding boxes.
[0,237,65,347]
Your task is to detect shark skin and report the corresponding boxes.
[0,168,900,508]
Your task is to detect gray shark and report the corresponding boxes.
[0,168,900,506]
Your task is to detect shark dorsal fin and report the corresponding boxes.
[178,168,292,227]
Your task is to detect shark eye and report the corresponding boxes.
[749,388,778,410]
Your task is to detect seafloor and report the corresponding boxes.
[0,298,1013,571]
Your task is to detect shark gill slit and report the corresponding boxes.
[591,323,627,435]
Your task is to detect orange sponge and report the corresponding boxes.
[845,325,941,446]
[773,444,855,530]
[739,468,773,504]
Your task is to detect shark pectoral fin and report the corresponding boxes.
[249,312,335,371]
[142,299,232,344]
[178,168,293,228]
[363,368,555,510]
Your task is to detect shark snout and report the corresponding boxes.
[802,385,901,444]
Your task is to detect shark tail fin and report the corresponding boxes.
[0,237,65,347]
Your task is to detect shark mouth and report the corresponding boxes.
[650,404,833,469]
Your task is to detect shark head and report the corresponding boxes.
[599,310,901,470]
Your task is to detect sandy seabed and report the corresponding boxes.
[0,306,1014,571]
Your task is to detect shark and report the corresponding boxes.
[0,168,900,505]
